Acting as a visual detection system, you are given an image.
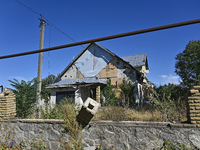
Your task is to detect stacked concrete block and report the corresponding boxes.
[188,86,200,124]
[0,90,16,119]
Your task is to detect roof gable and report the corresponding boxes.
[75,43,113,77]
[121,53,149,70]
[59,42,142,80]
[60,43,116,78]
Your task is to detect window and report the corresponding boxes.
[56,91,75,104]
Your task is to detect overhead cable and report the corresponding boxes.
[1,19,200,59]
[15,0,83,47]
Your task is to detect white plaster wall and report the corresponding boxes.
[49,87,91,107]
[50,87,76,107]
[75,88,83,106]
[61,65,77,80]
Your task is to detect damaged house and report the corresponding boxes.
[47,42,150,106]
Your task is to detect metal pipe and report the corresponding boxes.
[1,19,200,59]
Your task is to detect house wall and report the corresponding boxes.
[57,52,145,105]
[50,87,91,106]
[98,58,118,78]
[97,56,142,104]
[61,64,77,80]
[87,56,142,104]
[50,88,77,106]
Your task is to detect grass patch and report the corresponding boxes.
[93,106,187,122]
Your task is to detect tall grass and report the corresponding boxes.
[93,105,187,122]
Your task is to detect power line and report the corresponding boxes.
[1,18,200,60]
[15,0,41,16]
[15,0,84,48]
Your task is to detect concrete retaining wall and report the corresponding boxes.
[1,119,200,150]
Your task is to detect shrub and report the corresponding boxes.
[102,79,118,106]
[9,78,37,118]
[150,85,187,122]
[119,79,135,107]
[94,106,126,121]
[63,104,83,150]
[40,97,76,119]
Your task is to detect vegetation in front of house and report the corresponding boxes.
[0,100,83,150]
[119,79,135,107]
[7,73,188,123]
[150,83,188,122]
[40,97,75,119]
[62,104,83,150]
[8,74,57,118]
[102,78,135,107]
[8,78,38,118]
[102,79,118,106]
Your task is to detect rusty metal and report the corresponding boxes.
[1,19,200,59]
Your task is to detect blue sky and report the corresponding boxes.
[1,0,200,88]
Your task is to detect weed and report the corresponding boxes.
[62,104,83,150]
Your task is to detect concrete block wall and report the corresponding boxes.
[0,90,16,118]
[189,86,200,125]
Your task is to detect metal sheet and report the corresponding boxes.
[75,43,113,77]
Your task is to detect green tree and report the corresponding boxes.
[150,84,188,122]
[119,79,135,107]
[8,79,37,118]
[175,40,200,87]
[155,83,188,102]
[102,79,118,106]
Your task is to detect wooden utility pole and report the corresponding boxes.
[36,15,45,115]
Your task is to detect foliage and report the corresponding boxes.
[8,78,37,118]
[40,97,83,149]
[96,106,126,121]
[119,79,135,107]
[31,136,47,150]
[150,84,188,122]
[161,140,192,150]
[0,141,26,150]
[40,97,75,119]
[63,104,83,150]
[102,79,118,106]
[175,40,200,87]
[41,74,56,103]
[155,83,188,102]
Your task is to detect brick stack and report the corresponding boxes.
[0,90,16,119]
[189,86,200,125]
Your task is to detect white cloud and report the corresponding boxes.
[159,74,180,85]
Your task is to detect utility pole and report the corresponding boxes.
[36,15,45,117]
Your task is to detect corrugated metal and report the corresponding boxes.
[121,53,147,68]
[47,77,106,88]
